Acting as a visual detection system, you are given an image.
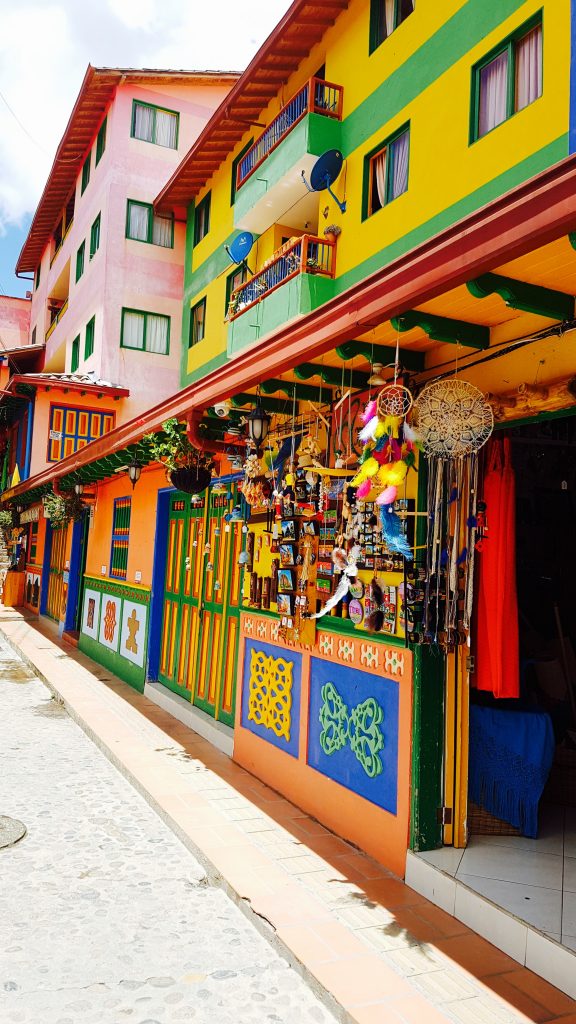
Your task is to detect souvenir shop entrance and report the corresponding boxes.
[155,483,243,726]
[413,409,576,956]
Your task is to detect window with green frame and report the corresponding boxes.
[369,0,413,53]
[131,100,179,149]
[230,139,253,205]
[89,213,101,258]
[81,154,91,194]
[84,316,95,360]
[125,200,174,247]
[189,298,206,347]
[75,241,85,283]
[225,265,247,315]
[362,124,410,220]
[95,116,107,165]
[121,308,170,354]
[471,14,542,142]
[193,193,211,246]
[71,335,80,373]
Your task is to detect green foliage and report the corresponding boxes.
[43,488,86,525]
[0,508,15,541]
[143,418,209,473]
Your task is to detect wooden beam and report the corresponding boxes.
[467,271,574,321]
[335,340,425,371]
[230,393,296,415]
[260,378,333,402]
[294,363,370,389]
[391,310,489,349]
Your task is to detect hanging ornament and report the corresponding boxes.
[414,378,493,458]
[308,544,362,620]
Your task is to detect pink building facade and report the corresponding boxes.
[0,296,31,350]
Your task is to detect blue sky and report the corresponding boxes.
[0,0,292,298]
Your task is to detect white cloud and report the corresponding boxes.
[0,0,292,230]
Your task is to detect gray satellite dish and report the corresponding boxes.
[301,150,346,213]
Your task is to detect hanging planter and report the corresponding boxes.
[144,418,213,494]
[168,466,212,495]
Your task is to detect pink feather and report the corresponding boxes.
[362,399,377,424]
[377,484,398,505]
[356,479,372,498]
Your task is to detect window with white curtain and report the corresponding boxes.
[189,299,206,348]
[474,17,542,141]
[370,0,414,53]
[131,101,179,150]
[119,307,168,356]
[126,200,174,247]
[121,309,170,354]
[366,126,410,217]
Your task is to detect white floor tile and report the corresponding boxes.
[468,804,564,856]
[526,928,576,1000]
[562,889,576,934]
[454,882,527,964]
[405,851,456,915]
[457,873,562,934]
[561,934,576,952]
[418,846,465,877]
[456,841,562,889]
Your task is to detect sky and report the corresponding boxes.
[0,0,293,297]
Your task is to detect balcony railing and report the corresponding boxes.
[227,235,336,321]
[45,299,69,340]
[236,77,343,190]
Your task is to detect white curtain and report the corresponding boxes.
[133,103,154,143]
[128,203,149,241]
[152,214,173,247]
[147,314,169,354]
[373,149,387,209]
[515,26,542,112]
[155,110,178,149]
[391,130,409,199]
[478,51,509,137]
[383,0,395,36]
[193,305,205,344]
[123,311,145,349]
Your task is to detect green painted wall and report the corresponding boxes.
[227,274,335,355]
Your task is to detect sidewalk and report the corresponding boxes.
[2,608,576,1024]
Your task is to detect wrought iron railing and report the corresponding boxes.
[236,77,343,190]
[227,235,335,321]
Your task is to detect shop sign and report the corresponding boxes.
[20,506,40,525]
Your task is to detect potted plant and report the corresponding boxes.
[144,418,213,495]
[43,488,86,525]
[323,224,341,243]
[0,507,16,545]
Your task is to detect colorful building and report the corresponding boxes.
[4,0,576,992]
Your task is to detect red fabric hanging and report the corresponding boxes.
[475,438,520,698]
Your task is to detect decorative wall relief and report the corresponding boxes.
[241,639,302,758]
[81,588,101,640]
[98,594,121,652]
[308,658,399,813]
[120,600,148,668]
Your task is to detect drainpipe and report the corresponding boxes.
[185,411,245,456]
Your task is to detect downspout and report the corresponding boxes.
[186,411,245,456]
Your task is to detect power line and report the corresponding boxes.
[0,88,49,156]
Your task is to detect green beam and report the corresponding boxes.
[467,272,574,322]
[231,393,296,415]
[260,379,333,403]
[335,341,425,371]
[206,407,244,423]
[294,363,370,389]
[391,310,489,350]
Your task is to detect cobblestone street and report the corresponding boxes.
[0,637,336,1024]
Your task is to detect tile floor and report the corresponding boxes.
[419,804,576,949]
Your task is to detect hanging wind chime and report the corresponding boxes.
[414,377,494,649]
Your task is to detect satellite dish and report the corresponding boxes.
[225,231,255,273]
[302,150,346,213]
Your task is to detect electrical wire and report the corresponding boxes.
[0,88,50,156]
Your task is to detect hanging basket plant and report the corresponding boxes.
[42,487,86,525]
[144,418,213,495]
[0,507,17,545]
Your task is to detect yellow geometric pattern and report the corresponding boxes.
[247,649,293,742]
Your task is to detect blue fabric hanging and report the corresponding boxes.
[469,705,555,838]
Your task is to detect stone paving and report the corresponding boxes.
[0,637,337,1024]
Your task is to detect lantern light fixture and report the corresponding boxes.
[246,397,271,449]
[74,482,84,497]
[128,458,142,489]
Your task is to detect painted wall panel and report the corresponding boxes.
[241,639,302,758]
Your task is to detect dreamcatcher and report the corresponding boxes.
[414,378,493,648]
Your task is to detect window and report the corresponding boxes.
[471,15,542,141]
[47,404,115,462]
[110,497,132,580]
[71,336,80,373]
[225,266,247,314]
[75,241,85,283]
[370,0,413,53]
[121,308,170,354]
[84,316,95,360]
[189,298,206,347]
[193,193,211,246]
[363,125,410,219]
[81,154,91,194]
[31,326,37,347]
[90,213,101,258]
[131,100,179,149]
[231,139,253,205]
[35,264,41,290]
[125,200,174,247]
[95,116,107,165]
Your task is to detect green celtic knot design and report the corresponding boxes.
[319,682,348,755]
[318,682,384,778]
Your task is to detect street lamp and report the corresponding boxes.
[127,458,141,489]
[246,398,270,449]
[74,482,84,496]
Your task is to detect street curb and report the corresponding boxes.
[0,624,353,1024]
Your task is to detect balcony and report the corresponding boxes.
[233,78,343,236]
[45,299,68,341]
[227,234,336,356]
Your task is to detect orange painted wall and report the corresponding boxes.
[234,612,413,878]
[84,465,166,588]
[29,389,122,479]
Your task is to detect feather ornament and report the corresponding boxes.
[359,416,379,443]
[379,505,413,560]
[362,399,378,423]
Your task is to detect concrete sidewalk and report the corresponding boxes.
[2,607,576,1024]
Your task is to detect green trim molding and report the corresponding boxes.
[466,272,574,320]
